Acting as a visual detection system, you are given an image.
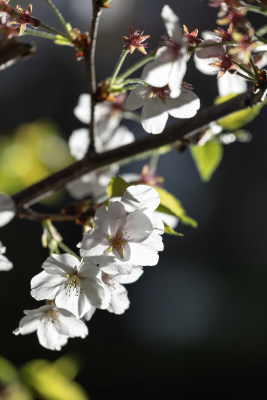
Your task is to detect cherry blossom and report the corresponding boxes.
[73,93,125,136]
[80,185,164,273]
[13,304,88,351]
[66,126,134,199]
[102,267,143,314]
[30,253,115,318]
[0,193,15,227]
[141,5,188,98]
[126,83,200,134]
[0,241,12,271]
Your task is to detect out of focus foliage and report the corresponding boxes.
[0,121,72,195]
[0,354,90,400]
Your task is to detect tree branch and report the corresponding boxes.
[12,84,267,209]
[84,1,102,154]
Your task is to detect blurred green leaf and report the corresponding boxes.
[215,93,267,130]
[190,140,223,182]
[164,223,184,236]
[107,176,129,198]
[20,357,89,400]
[155,187,198,227]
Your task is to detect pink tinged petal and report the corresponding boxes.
[161,5,183,43]
[124,210,153,241]
[118,267,144,284]
[0,193,15,227]
[108,284,130,315]
[0,254,13,271]
[121,185,160,213]
[166,88,200,119]
[68,128,89,160]
[141,98,168,134]
[73,93,91,124]
[56,312,88,338]
[126,85,148,110]
[30,270,66,301]
[141,50,172,88]
[37,322,68,351]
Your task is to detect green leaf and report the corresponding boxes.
[155,187,198,227]
[190,140,223,182]
[164,223,184,236]
[106,176,130,198]
[215,93,267,130]
[54,35,72,46]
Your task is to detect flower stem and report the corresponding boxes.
[254,33,267,44]
[109,49,129,88]
[40,23,67,37]
[117,53,155,82]
[24,28,58,41]
[58,242,81,261]
[85,1,102,154]
[43,0,72,39]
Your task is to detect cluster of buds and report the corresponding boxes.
[69,27,91,60]
[0,2,40,36]
[123,27,150,55]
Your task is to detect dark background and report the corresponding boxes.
[1,1,267,399]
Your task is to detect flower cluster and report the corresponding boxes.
[125,5,200,134]
[14,185,164,350]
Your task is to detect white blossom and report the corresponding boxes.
[66,126,134,199]
[102,267,143,315]
[74,93,125,136]
[0,194,15,227]
[30,253,115,318]
[13,304,88,351]
[141,5,188,98]
[126,84,200,134]
[80,186,164,273]
[0,241,13,271]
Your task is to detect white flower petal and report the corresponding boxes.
[141,48,173,88]
[57,309,88,338]
[121,184,160,213]
[0,254,13,271]
[68,128,89,160]
[166,88,200,118]
[74,93,91,124]
[217,72,247,96]
[124,210,153,241]
[107,284,130,315]
[0,194,15,227]
[141,98,168,134]
[126,85,147,110]
[161,5,182,43]
[37,322,68,351]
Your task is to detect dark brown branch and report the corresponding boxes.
[84,1,102,154]
[12,84,267,209]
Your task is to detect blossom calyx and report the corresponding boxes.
[123,27,150,55]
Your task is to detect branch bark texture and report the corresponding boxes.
[12,84,267,209]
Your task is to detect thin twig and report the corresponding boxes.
[11,84,267,210]
[84,1,102,154]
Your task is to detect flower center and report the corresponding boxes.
[65,269,82,296]
[148,85,170,101]
[105,232,127,259]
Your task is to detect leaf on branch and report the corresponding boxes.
[190,140,223,182]
[164,222,184,236]
[215,93,267,130]
[106,176,129,198]
[155,187,198,228]
[0,38,35,72]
